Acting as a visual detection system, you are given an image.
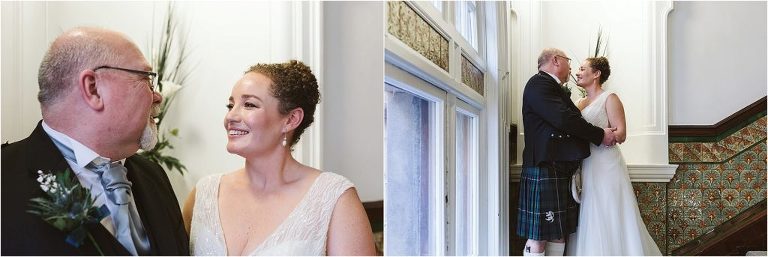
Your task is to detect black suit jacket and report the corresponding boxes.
[521,71,604,168]
[2,121,190,255]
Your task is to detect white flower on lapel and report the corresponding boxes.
[36,170,59,193]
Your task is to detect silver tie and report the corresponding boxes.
[90,159,151,255]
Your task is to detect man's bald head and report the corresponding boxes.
[37,27,142,107]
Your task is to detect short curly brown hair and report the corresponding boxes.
[586,56,611,84]
[246,60,320,147]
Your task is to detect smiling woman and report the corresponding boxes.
[183,60,376,256]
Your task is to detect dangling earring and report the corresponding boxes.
[282,133,287,147]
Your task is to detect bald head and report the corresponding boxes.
[537,47,571,84]
[537,48,566,69]
[37,27,143,107]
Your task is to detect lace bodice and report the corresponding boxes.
[580,91,611,128]
[189,172,354,256]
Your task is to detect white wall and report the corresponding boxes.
[1,2,45,144]
[668,1,767,125]
[0,1,383,204]
[322,2,384,202]
[511,1,673,167]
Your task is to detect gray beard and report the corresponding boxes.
[139,120,158,151]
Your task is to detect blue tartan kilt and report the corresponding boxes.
[516,162,580,241]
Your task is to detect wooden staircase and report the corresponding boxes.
[672,200,766,256]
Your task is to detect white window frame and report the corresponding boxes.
[456,0,479,51]
[449,98,481,256]
[408,1,487,89]
[384,62,447,256]
[386,1,506,255]
[431,0,443,13]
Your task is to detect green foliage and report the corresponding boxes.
[28,169,107,255]
[139,3,191,175]
[140,132,187,175]
[566,27,608,98]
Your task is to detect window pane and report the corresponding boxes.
[432,0,442,13]
[385,84,437,255]
[455,110,476,255]
[455,1,479,50]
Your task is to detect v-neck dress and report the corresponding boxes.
[189,172,354,256]
[566,91,661,255]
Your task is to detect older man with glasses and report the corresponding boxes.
[516,48,617,256]
[2,27,189,255]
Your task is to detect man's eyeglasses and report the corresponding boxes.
[555,55,571,65]
[93,65,157,91]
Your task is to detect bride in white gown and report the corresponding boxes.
[182,61,376,256]
[566,57,662,256]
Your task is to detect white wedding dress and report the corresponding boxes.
[189,172,354,256]
[567,92,662,256]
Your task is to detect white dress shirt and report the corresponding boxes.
[41,121,131,236]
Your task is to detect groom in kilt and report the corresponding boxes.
[517,48,617,256]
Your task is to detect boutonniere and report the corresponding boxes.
[27,169,109,255]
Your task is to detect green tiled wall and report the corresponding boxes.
[661,115,767,255]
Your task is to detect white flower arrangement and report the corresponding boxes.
[139,3,191,175]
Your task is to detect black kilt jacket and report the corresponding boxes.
[521,71,604,168]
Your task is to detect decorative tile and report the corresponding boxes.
[719,170,740,188]
[755,188,766,202]
[640,209,655,226]
[666,114,765,253]
[647,220,665,237]
[727,158,749,172]
[386,1,449,71]
[668,189,683,207]
[756,143,767,160]
[722,206,739,220]
[683,208,703,232]
[667,226,685,246]
[741,170,758,189]
[683,226,701,241]
[681,189,702,207]
[669,172,686,189]
[685,143,704,162]
[699,142,719,162]
[739,150,758,165]
[702,206,722,226]
[667,207,685,227]
[702,169,721,188]
[461,55,484,95]
[684,169,703,189]
[634,182,665,210]
[733,199,749,210]
[740,189,759,205]
[721,134,746,156]
[749,158,766,170]
[668,143,684,163]
[647,220,666,251]
[721,188,740,206]
[701,188,721,207]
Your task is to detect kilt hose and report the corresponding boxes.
[516,161,580,241]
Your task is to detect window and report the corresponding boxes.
[385,60,487,255]
[431,0,443,13]
[455,1,479,50]
[385,80,445,255]
[454,104,479,255]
